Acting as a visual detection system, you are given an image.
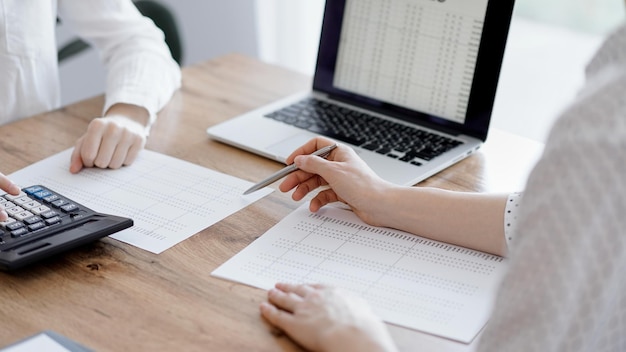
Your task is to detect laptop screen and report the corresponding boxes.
[313,0,515,140]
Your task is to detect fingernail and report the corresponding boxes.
[8,183,20,195]
[0,210,8,221]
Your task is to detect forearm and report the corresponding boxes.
[377,187,508,256]
[59,1,181,120]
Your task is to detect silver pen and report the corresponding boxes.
[243,144,338,195]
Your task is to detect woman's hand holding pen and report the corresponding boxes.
[279,137,397,227]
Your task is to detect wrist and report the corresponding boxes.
[104,103,154,136]
[370,183,408,228]
[105,103,151,128]
[322,326,395,352]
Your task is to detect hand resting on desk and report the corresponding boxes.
[260,283,396,352]
[69,103,150,174]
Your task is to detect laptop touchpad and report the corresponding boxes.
[266,133,317,160]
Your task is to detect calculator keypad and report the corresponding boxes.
[0,186,81,247]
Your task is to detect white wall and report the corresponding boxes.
[255,0,325,75]
[56,0,259,106]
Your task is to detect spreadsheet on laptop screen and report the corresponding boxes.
[333,0,490,124]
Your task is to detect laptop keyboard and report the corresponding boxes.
[265,98,463,165]
[0,185,133,270]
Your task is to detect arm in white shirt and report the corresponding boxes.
[57,0,181,172]
[58,0,181,120]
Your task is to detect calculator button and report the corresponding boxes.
[13,211,34,221]
[28,222,46,231]
[11,227,28,237]
[51,199,68,208]
[43,194,60,203]
[44,216,61,225]
[33,191,53,199]
[23,216,42,225]
[22,200,42,210]
[40,210,59,219]
[6,206,24,216]
[5,221,24,231]
[4,192,27,200]
[69,211,88,221]
[0,218,16,229]
[60,204,79,213]
[23,186,43,195]
[30,205,51,215]
[0,201,15,210]
[13,196,32,206]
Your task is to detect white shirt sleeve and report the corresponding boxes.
[57,0,181,127]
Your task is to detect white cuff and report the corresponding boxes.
[504,192,523,250]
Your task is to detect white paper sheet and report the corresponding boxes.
[212,204,508,343]
[1,334,70,352]
[8,149,272,253]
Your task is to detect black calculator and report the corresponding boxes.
[0,185,133,271]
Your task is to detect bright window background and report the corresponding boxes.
[516,0,626,34]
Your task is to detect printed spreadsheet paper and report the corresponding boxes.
[212,204,508,343]
[8,149,272,254]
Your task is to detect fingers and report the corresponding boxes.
[259,301,294,330]
[92,124,124,168]
[121,136,143,166]
[0,174,20,221]
[70,137,85,174]
[0,173,20,196]
[266,284,321,314]
[267,288,303,313]
[309,188,341,212]
[275,282,319,297]
[279,152,335,194]
[79,119,107,169]
[285,137,337,165]
[290,174,327,201]
[261,283,317,332]
[279,169,318,193]
[70,117,146,173]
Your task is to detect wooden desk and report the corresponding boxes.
[0,54,543,351]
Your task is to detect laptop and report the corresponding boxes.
[208,0,515,186]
